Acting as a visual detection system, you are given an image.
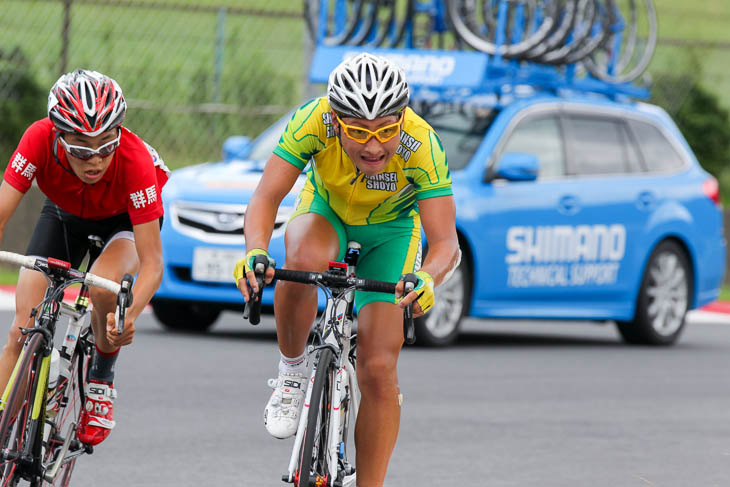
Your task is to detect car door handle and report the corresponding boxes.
[558,195,580,215]
[636,191,656,210]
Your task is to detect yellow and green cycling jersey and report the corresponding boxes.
[273,97,452,226]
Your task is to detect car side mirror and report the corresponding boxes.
[494,152,539,182]
[222,136,252,162]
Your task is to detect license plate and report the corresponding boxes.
[192,247,245,283]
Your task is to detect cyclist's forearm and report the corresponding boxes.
[126,259,162,322]
[243,192,280,251]
[0,182,25,241]
[420,240,460,287]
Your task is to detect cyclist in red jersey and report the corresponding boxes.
[0,69,169,446]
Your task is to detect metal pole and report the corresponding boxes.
[61,0,72,75]
[214,7,226,104]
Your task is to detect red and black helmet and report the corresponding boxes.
[48,69,126,136]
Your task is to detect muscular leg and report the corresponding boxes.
[0,269,48,392]
[274,213,339,357]
[88,238,139,354]
[354,301,404,487]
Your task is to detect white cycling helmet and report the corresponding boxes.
[48,69,126,137]
[328,52,409,120]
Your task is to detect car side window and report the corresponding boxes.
[500,115,565,179]
[628,119,686,172]
[620,123,644,173]
[565,115,634,176]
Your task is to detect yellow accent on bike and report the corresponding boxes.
[31,353,51,420]
[0,347,27,410]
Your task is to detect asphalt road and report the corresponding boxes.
[2,311,730,487]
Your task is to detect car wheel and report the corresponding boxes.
[413,258,470,347]
[616,241,691,346]
[152,300,221,333]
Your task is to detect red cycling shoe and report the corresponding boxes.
[77,380,117,446]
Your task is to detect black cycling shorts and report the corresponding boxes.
[25,198,153,268]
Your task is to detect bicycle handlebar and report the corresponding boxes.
[0,251,134,333]
[243,264,416,343]
[273,268,397,294]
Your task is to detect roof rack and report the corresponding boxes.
[305,0,655,103]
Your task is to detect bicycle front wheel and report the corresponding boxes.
[0,333,47,486]
[42,345,89,486]
[296,348,334,487]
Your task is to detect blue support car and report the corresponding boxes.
[152,49,725,346]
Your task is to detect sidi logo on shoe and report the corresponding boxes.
[283,380,301,389]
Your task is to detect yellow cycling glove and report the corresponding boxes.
[401,270,435,314]
[233,248,276,283]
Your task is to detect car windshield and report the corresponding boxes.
[248,112,293,162]
[412,101,498,171]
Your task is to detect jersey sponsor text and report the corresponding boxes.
[366,172,398,191]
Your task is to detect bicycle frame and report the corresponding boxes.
[285,261,359,483]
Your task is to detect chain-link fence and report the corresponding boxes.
[650,38,730,115]
[1,1,729,173]
[1,0,309,169]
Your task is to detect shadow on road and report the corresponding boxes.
[141,314,717,350]
[453,330,622,348]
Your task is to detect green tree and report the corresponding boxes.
[673,83,730,179]
[0,48,46,171]
[651,72,730,181]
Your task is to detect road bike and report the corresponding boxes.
[245,242,416,487]
[0,240,133,486]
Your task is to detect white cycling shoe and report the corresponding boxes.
[342,473,357,487]
[264,371,307,439]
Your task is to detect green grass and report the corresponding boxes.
[0,268,19,286]
[719,285,730,302]
[1,0,305,170]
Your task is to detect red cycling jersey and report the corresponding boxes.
[5,118,170,225]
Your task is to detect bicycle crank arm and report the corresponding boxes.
[43,422,78,483]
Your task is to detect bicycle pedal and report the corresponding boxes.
[281,473,294,483]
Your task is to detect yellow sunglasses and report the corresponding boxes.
[336,112,403,144]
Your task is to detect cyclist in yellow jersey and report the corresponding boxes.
[234,52,460,487]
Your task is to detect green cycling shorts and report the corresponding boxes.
[290,183,422,310]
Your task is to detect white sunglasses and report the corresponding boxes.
[59,130,121,160]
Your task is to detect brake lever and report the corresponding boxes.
[243,255,268,325]
[402,276,417,345]
[115,274,135,335]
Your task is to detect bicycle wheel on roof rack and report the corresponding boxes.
[446,0,559,58]
[582,0,657,83]
[409,0,463,49]
[346,0,379,45]
[538,0,607,65]
[304,0,368,46]
[362,0,413,48]
[520,0,580,61]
